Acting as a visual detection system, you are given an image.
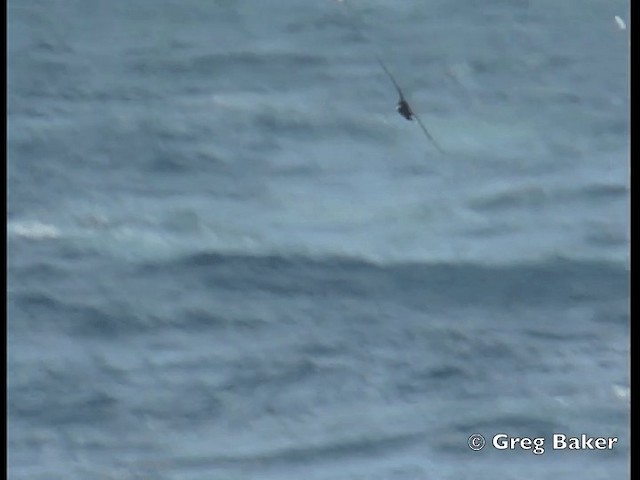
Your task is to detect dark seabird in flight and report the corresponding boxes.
[375,55,446,154]
[334,0,446,154]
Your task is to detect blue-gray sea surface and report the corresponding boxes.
[8,0,629,479]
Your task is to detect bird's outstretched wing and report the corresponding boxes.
[413,112,446,154]
[375,55,404,100]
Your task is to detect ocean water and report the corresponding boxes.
[7,0,629,479]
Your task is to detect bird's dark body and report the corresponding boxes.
[396,99,414,121]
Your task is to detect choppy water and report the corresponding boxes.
[8,1,629,479]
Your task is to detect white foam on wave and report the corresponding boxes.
[8,221,60,240]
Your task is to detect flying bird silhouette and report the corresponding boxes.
[375,55,445,154]
[334,0,446,154]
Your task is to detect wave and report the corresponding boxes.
[469,183,628,212]
[164,431,424,469]
[8,250,628,342]
[142,251,628,307]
